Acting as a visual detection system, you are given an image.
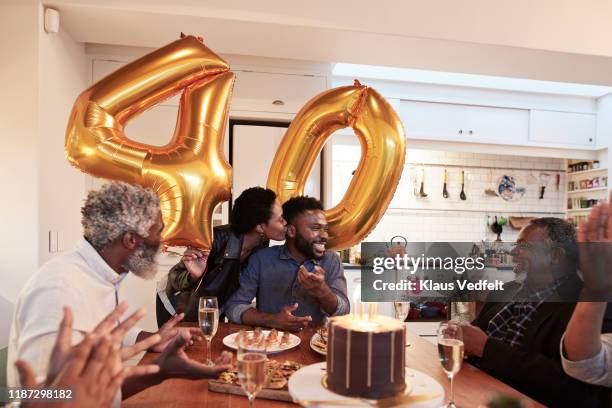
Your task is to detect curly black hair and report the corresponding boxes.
[529,217,578,268]
[230,187,277,234]
[282,196,324,225]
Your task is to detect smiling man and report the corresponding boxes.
[461,218,612,407]
[224,196,349,330]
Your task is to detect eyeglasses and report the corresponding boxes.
[511,242,533,252]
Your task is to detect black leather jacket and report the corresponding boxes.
[157,225,267,325]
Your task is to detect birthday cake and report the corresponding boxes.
[326,314,406,399]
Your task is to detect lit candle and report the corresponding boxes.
[352,283,361,320]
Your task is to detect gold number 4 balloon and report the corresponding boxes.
[65,35,234,249]
[66,36,406,250]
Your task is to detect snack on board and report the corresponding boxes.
[215,359,303,390]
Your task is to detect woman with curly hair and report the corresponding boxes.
[156,187,286,326]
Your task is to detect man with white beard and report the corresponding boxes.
[7,182,231,403]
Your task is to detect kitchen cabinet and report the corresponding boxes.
[232,70,327,114]
[529,109,596,146]
[399,100,529,144]
[93,60,327,114]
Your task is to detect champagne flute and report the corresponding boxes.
[393,301,411,321]
[437,321,464,408]
[198,296,219,366]
[237,331,267,408]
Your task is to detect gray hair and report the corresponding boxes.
[81,181,160,251]
[529,217,578,267]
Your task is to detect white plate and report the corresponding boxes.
[310,333,327,356]
[288,362,444,408]
[222,330,301,354]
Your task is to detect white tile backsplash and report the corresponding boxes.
[331,148,565,244]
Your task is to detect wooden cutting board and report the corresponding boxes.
[208,380,293,402]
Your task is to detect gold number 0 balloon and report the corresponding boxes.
[65,36,234,249]
[267,80,406,250]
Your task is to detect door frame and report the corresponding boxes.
[228,119,325,214]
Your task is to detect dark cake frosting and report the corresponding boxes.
[326,315,406,399]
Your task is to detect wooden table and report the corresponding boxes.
[123,323,544,407]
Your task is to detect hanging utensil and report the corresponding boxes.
[490,216,503,242]
[459,170,467,200]
[411,168,418,196]
[442,169,449,198]
[555,173,560,192]
[539,172,551,199]
[418,168,428,198]
[484,169,497,196]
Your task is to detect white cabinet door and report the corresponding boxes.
[232,71,327,114]
[399,100,529,144]
[529,110,596,146]
[400,100,468,141]
[467,105,529,144]
[232,124,321,201]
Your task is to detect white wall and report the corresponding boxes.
[0,1,40,311]
[0,0,88,346]
[37,3,88,265]
[331,145,566,244]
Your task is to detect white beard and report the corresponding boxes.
[124,241,159,280]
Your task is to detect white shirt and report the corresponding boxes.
[7,237,142,390]
[561,332,612,387]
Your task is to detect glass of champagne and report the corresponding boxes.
[198,296,219,366]
[437,321,464,408]
[237,331,267,408]
[393,301,411,321]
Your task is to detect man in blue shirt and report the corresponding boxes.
[225,196,350,330]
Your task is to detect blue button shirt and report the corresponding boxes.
[224,245,350,325]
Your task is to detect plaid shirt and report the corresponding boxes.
[486,276,569,348]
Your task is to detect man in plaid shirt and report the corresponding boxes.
[461,218,611,407]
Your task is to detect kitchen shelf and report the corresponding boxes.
[567,168,608,177]
[567,187,608,194]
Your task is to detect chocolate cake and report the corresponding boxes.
[326,314,406,399]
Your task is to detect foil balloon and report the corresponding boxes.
[65,35,234,249]
[267,80,406,250]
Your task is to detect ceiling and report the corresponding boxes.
[45,0,612,85]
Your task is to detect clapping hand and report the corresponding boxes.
[15,303,160,408]
[577,194,612,298]
[298,265,329,298]
[150,312,203,352]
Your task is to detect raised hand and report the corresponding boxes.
[297,265,329,298]
[47,304,160,384]
[272,303,312,332]
[577,194,612,298]
[150,312,203,352]
[182,248,210,280]
[15,304,160,408]
[16,335,122,408]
